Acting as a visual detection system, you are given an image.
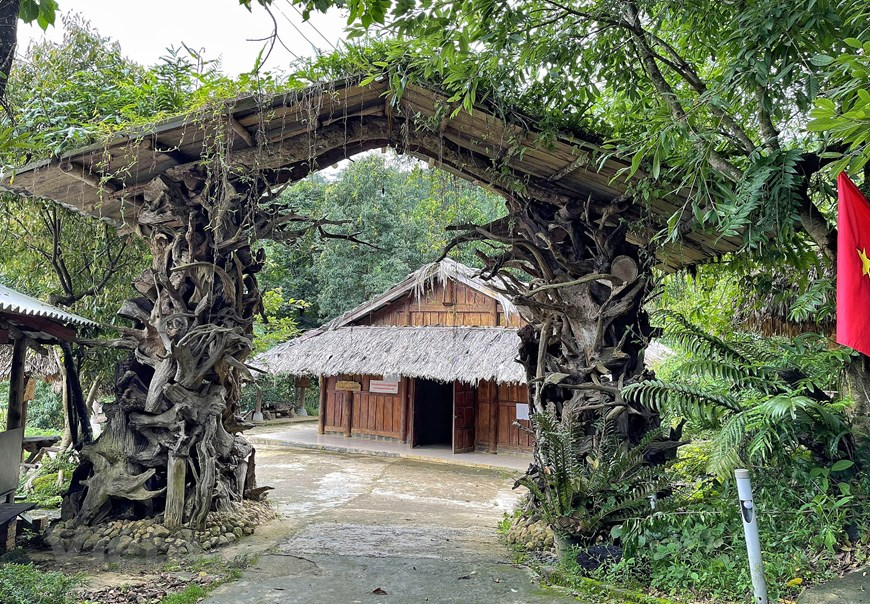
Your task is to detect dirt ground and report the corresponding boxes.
[204,445,575,603]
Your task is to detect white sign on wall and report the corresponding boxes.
[370,380,400,394]
[515,403,530,421]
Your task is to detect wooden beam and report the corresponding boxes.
[229,116,257,148]
[318,377,327,435]
[408,378,416,447]
[142,136,196,165]
[548,152,590,182]
[399,377,408,443]
[6,337,27,431]
[0,311,76,343]
[59,161,120,194]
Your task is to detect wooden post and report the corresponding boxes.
[164,453,186,528]
[6,337,27,431]
[408,378,416,447]
[318,377,327,435]
[399,377,408,443]
[488,382,499,454]
[343,391,354,437]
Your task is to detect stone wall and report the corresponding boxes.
[46,501,275,559]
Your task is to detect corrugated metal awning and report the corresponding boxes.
[0,284,99,328]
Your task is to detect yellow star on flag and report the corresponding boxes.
[858,248,870,278]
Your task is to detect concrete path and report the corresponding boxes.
[247,423,533,472]
[798,568,870,604]
[205,445,572,604]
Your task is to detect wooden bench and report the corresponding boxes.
[22,435,60,464]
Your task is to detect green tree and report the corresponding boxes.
[257,152,505,324]
[285,0,870,277]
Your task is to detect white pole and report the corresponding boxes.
[735,469,768,604]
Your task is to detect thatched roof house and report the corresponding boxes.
[255,259,532,455]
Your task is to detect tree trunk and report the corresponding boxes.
[63,166,263,528]
[457,197,678,469]
[843,355,870,445]
[0,0,19,107]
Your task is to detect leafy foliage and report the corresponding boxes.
[0,564,80,604]
[257,153,506,324]
[585,447,869,601]
[806,2,870,174]
[517,413,667,543]
[624,312,853,477]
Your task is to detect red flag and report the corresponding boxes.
[837,172,870,357]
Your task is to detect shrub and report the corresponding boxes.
[516,413,667,544]
[0,563,80,604]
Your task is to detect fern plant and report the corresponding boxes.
[623,311,853,478]
[516,412,668,544]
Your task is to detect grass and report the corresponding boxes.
[0,563,82,604]
[156,553,259,603]
[543,566,679,604]
[159,585,209,604]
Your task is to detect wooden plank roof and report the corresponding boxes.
[0,78,741,271]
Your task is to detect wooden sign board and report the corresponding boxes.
[335,380,362,392]
[370,380,400,394]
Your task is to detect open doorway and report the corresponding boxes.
[413,379,453,447]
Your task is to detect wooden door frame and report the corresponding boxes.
[451,380,456,453]
[408,378,417,447]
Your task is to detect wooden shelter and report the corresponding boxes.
[0,284,96,548]
[1,284,97,437]
[257,259,534,453]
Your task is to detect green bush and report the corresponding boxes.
[240,375,320,416]
[0,380,64,434]
[17,450,77,509]
[0,563,80,604]
[584,449,867,601]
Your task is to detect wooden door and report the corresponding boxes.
[453,381,476,453]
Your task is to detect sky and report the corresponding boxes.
[17,0,350,76]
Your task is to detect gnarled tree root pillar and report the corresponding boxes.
[63,167,265,528]
[452,196,682,476]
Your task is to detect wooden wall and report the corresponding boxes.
[321,376,532,452]
[473,381,533,451]
[356,281,524,328]
[495,383,534,450]
[322,375,407,439]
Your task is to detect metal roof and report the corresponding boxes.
[0,284,99,328]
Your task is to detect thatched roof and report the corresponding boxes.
[256,326,527,385]
[0,347,60,381]
[326,257,521,329]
